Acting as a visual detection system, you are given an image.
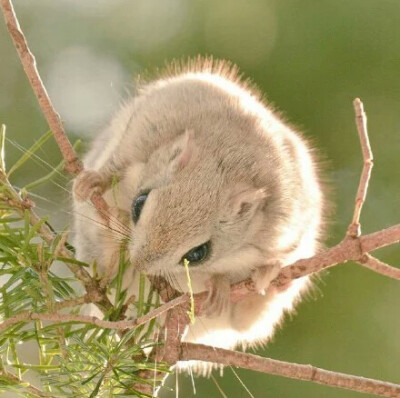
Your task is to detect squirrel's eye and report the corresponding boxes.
[182,241,210,265]
[132,192,149,223]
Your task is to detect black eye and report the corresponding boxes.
[182,241,210,265]
[132,192,149,223]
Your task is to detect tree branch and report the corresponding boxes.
[0,294,187,333]
[180,343,400,398]
[186,224,400,314]
[0,0,110,222]
[357,254,400,280]
[348,98,373,238]
[0,0,79,174]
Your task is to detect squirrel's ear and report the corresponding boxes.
[170,129,196,171]
[224,184,267,219]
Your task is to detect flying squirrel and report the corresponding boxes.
[73,58,325,375]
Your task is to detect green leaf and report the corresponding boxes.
[89,374,105,397]
[55,257,89,267]
[24,139,81,191]
[7,130,53,177]
[0,125,6,173]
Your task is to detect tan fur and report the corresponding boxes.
[73,57,325,374]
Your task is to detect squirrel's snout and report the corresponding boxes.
[131,252,152,272]
[130,246,163,273]
[131,257,147,272]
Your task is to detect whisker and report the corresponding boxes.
[230,367,255,398]
[74,200,132,236]
[175,358,179,398]
[30,203,131,241]
[188,366,197,395]
[7,142,131,232]
[210,373,228,398]
[28,190,132,235]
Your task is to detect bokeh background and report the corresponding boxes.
[0,1,399,397]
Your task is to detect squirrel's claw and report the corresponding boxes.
[203,274,231,317]
[73,170,106,202]
[251,262,282,295]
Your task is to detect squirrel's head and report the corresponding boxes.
[126,130,268,278]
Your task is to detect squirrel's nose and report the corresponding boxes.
[130,252,151,272]
[130,245,162,272]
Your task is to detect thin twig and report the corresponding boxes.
[358,254,400,280]
[0,370,57,398]
[180,343,400,398]
[272,224,400,287]
[148,275,182,302]
[360,224,400,253]
[0,0,110,221]
[0,295,187,333]
[348,98,374,238]
[0,312,139,332]
[50,295,90,311]
[135,294,188,326]
[0,0,79,174]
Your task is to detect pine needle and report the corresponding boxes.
[183,259,195,324]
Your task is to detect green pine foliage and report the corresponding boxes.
[0,126,168,397]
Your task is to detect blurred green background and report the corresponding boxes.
[0,0,399,397]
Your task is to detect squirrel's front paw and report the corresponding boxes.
[203,274,231,317]
[252,262,282,295]
[73,170,106,202]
